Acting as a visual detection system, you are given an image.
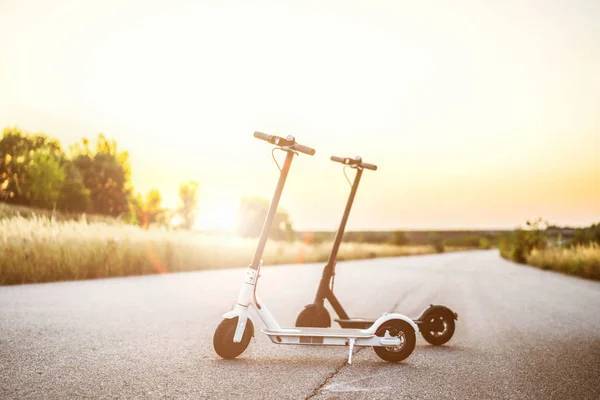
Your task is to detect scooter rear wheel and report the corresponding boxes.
[213,317,254,359]
[295,305,331,328]
[373,320,416,362]
[420,311,455,346]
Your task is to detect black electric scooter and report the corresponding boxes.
[295,155,458,346]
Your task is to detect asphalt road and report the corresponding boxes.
[1,250,600,399]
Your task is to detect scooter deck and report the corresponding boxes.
[261,326,396,350]
[262,326,400,364]
[262,327,372,338]
[335,318,375,329]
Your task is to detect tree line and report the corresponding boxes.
[0,126,198,229]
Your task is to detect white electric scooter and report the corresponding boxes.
[213,132,419,364]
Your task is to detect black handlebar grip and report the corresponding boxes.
[331,156,376,170]
[361,162,377,171]
[253,131,272,142]
[293,143,316,156]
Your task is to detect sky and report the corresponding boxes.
[1,0,599,231]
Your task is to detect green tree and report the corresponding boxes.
[178,181,199,230]
[271,209,296,242]
[21,149,66,208]
[57,161,90,213]
[0,126,63,205]
[71,134,132,217]
[131,189,165,229]
[572,222,600,246]
[237,196,295,241]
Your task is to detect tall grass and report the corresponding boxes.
[527,244,600,280]
[0,201,121,225]
[0,215,454,285]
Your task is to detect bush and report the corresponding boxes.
[428,233,445,253]
[479,237,492,249]
[500,218,547,263]
[390,231,410,246]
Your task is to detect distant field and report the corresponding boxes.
[297,228,508,246]
[0,213,473,285]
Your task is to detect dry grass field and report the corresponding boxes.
[527,243,600,280]
[0,214,461,285]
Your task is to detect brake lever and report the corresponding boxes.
[343,166,355,187]
[271,147,298,172]
[280,146,299,155]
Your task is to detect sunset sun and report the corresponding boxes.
[193,192,240,232]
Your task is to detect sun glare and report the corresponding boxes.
[193,192,240,232]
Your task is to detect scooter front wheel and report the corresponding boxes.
[295,305,331,328]
[373,320,416,362]
[213,317,254,359]
[420,311,455,346]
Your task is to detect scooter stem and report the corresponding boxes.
[325,167,363,267]
[250,150,295,270]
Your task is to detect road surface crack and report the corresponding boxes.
[306,281,423,399]
[305,348,367,399]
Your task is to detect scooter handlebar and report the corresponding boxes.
[253,131,315,156]
[330,156,377,171]
[253,131,272,142]
[361,162,377,171]
[293,143,316,156]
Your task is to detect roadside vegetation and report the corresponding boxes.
[499,219,600,280]
[0,212,472,285]
[527,244,600,280]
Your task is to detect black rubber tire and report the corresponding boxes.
[420,311,455,346]
[373,320,416,363]
[213,317,254,359]
[295,305,331,328]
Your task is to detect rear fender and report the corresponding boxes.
[415,305,458,323]
[363,313,419,334]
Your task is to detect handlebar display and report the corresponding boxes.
[253,131,315,156]
[330,156,377,171]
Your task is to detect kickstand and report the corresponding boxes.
[347,338,355,364]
